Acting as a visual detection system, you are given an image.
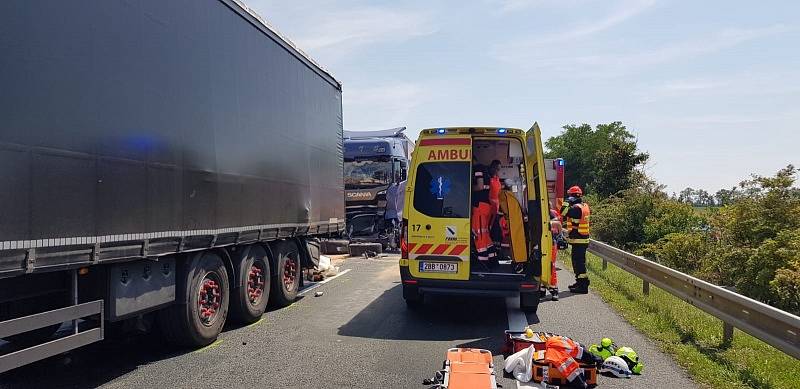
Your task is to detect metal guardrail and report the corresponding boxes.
[0,300,104,373]
[588,239,800,360]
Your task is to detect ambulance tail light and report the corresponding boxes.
[400,219,409,259]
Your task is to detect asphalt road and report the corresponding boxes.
[0,255,696,388]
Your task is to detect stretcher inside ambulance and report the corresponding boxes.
[399,125,553,313]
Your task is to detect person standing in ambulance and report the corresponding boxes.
[487,160,503,250]
[561,186,591,294]
[471,163,497,266]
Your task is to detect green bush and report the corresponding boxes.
[637,232,710,274]
[643,200,705,244]
[589,165,800,314]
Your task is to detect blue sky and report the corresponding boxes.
[247,0,799,193]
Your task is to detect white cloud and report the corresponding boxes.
[343,82,433,130]
[496,24,793,79]
[519,0,656,46]
[491,0,588,14]
[296,7,437,52]
[610,24,792,68]
[243,1,437,64]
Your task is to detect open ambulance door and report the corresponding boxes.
[525,123,554,285]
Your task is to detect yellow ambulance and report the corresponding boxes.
[399,124,553,313]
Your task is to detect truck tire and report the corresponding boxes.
[159,251,230,347]
[230,245,271,324]
[321,239,350,255]
[269,241,301,308]
[520,291,540,314]
[349,242,382,257]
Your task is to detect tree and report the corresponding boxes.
[714,188,737,206]
[544,121,649,198]
[595,140,650,197]
[678,187,695,204]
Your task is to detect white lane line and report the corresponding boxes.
[505,296,529,332]
[505,296,532,389]
[297,268,352,296]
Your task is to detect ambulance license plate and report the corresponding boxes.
[419,261,457,273]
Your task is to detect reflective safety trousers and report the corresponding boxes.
[472,202,495,261]
[544,336,586,383]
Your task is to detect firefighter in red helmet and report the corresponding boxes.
[560,185,591,294]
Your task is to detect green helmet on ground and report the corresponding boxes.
[615,346,644,374]
[588,338,616,361]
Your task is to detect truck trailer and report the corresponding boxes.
[0,0,344,372]
[343,127,414,246]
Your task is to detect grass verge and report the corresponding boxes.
[560,251,800,389]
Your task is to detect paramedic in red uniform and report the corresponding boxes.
[487,160,503,251]
[471,164,495,264]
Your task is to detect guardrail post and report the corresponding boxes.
[721,286,736,346]
[602,259,607,270]
[723,321,734,345]
[642,280,650,295]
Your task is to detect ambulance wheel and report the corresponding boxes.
[403,286,423,309]
[405,297,423,310]
[520,291,539,313]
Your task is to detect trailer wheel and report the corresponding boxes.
[520,291,540,314]
[230,245,271,324]
[159,252,230,347]
[269,241,301,308]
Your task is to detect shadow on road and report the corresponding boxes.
[0,291,311,388]
[0,330,184,388]
[338,285,510,354]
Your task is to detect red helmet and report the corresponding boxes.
[567,186,583,196]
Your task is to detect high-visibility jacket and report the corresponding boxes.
[544,336,586,383]
[563,203,590,244]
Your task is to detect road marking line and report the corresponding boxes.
[505,296,529,332]
[298,268,352,296]
[505,296,532,389]
[246,317,265,328]
[193,339,223,353]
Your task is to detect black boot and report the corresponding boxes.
[567,281,578,290]
[570,278,590,294]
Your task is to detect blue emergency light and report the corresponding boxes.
[558,159,565,166]
[437,128,446,134]
[497,128,507,134]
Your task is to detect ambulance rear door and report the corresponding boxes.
[406,136,472,281]
[524,123,554,285]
